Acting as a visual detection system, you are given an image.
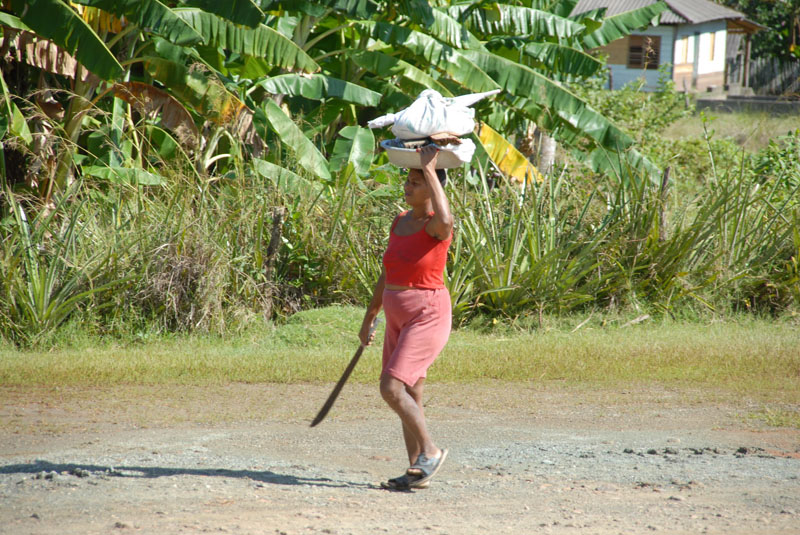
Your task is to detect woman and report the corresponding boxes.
[359,145,454,490]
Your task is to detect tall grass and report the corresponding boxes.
[442,139,799,323]
[0,185,130,344]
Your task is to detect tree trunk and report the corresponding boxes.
[50,65,96,201]
[659,166,671,242]
[539,133,556,176]
[262,206,287,319]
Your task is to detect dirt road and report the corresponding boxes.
[1,383,798,534]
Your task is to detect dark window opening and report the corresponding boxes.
[628,35,661,69]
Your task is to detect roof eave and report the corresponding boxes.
[727,18,766,34]
[658,16,765,34]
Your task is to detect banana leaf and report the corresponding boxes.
[581,2,667,49]
[70,0,203,46]
[274,0,379,19]
[398,0,434,28]
[460,49,633,152]
[569,7,606,33]
[3,28,96,80]
[521,42,604,78]
[447,3,585,40]
[355,21,500,93]
[577,145,662,185]
[423,7,485,50]
[82,165,165,185]
[143,57,263,153]
[252,158,322,197]
[174,8,319,74]
[0,11,31,31]
[261,99,331,181]
[255,74,381,107]
[553,0,580,19]
[477,122,543,184]
[181,0,264,28]
[0,71,32,144]
[329,126,374,177]
[10,0,123,80]
[347,50,454,98]
[144,57,243,124]
[485,37,603,78]
[113,81,199,147]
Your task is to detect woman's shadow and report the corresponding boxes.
[0,459,377,489]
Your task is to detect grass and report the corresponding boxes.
[749,407,800,429]
[1,306,798,402]
[2,306,798,429]
[663,111,800,152]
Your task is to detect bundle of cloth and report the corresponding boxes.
[368,89,501,168]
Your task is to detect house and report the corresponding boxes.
[572,0,763,92]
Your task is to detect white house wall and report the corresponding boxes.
[674,21,727,73]
[675,20,728,89]
[698,31,726,74]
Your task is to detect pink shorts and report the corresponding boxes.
[382,288,451,387]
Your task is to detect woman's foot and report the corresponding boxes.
[406,448,448,487]
[380,473,429,490]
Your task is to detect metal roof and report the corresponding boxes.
[571,0,752,25]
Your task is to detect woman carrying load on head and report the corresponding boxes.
[359,144,453,490]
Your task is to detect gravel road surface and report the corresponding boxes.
[1,383,798,534]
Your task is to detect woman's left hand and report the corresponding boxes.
[417,144,439,173]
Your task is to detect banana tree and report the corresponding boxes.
[248,0,668,184]
[0,0,320,193]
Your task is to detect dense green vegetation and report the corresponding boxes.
[1,1,798,347]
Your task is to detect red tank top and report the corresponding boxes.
[383,212,451,289]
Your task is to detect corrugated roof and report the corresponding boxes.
[571,0,749,25]
[665,0,748,24]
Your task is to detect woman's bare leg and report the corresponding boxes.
[380,374,440,463]
[402,378,426,465]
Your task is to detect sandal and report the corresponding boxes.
[380,473,429,490]
[406,448,448,488]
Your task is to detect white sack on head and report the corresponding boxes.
[366,113,396,129]
[391,89,474,139]
[450,89,502,107]
[368,89,502,139]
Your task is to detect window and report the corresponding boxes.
[675,37,690,64]
[708,32,716,61]
[628,35,661,69]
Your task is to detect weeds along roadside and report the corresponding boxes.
[1,105,799,347]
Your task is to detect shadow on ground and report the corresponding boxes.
[0,459,377,489]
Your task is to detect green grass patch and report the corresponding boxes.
[663,111,799,152]
[1,306,798,407]
[748,407,800,429]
